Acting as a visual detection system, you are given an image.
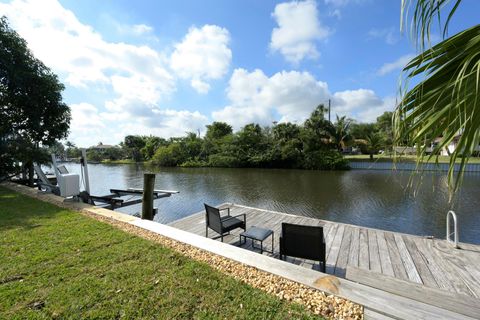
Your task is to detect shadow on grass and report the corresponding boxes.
[0,186,67,231]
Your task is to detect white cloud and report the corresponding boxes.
[68,103,114,146]
[213,68,330,128]
[324,0,350,6]
[324,0,368,7]
[214,69,394,128]
[170,25,232,94]
[270,0,330,64]
[368,27,399,45]
[69,103,208,146]
[113,21,155,37]
[1,0,217,146]
[0,0,174,92]
[377,54,415,76]
[132,24,153,35]
[333,89,395,122]
[70,103,105,130]
[121,109,209,138]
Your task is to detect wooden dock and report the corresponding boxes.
[169,204,480,302]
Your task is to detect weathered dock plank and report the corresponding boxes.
[346,266,480,319]
[368,229,381,273]
[168,203,480,303]
[348,226,360,268]
[358,228,370,270]
[402,236,437,287]
[394,234,422,283]
[384,232,409,281]
[334,226,353,277]
[375,230,395,277]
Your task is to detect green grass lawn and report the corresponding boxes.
[345,154,480,163]
[0,187,320,319]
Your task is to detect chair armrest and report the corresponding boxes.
[222,213,246,222]
[219,207,231,216]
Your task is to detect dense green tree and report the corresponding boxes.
[303,104,331,138]
[365,133,384,160]
[235,123,270,166]
[271,123,303,168]
[180,132,203,161]
[205,122,233,140]
[141,136,167,160]
[329,115,353,151]
[203,122,233,157]
[123,135,146,161]
[0,17,70,183]
[65,141,81,159]
[151,143,187,167]
[376,112,393,150]
[350,122,377,140]
[302,105,334,153]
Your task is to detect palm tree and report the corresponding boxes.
[366,133,384,161]
[394,0,480,192]
[328,115,352,152]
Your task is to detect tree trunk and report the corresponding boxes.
[22,165,27,180]
[28,161,34,187]
[370,152,374,161]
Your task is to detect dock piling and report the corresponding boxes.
[141,173,155,220]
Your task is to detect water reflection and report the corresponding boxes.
[62,163,480,244]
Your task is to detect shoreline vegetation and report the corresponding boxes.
[63,106,393,171]
[58,107,480,171]
[97,155,480,166]
[0,186,325,319]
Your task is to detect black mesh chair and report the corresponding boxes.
[279,223,326,272]
[204,203,246,242]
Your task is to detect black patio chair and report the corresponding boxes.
[204,203,246,242]
[279,223,326,272]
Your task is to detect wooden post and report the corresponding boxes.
[141,173,155,220]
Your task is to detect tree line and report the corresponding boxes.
[65,107,394,170]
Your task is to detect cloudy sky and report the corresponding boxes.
[1,0,478,146]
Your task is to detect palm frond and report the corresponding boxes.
[401,0,462,49]
[394,25,480,194]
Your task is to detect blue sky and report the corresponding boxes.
[1,0,479,146]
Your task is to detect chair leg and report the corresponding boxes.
[221,234,224,242]
[206,226,208,238]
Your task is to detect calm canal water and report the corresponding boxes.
[62,163,480,244]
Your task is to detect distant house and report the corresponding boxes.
[90,142,116,151]
[428,135,480,156]
[393,146,417,155]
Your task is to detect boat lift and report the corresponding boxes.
[85,188,178,210]
[45,149,178,214]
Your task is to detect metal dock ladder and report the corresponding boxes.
[446,210,459,248]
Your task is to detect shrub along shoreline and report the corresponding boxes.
[66,105,387,171]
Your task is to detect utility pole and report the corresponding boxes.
[328,99,331,122]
